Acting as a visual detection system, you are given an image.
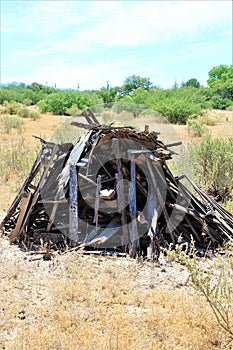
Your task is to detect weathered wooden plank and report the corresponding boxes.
[69,164,79,242]
[58,131,93,189]
[17,144,59,238]
[0,147,44,230]
[94,175,101,226]
[85,219,120,246]
[128,151,139,257]
[9,192,32,242]
[86,107,100,125]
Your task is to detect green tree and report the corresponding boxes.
[207,65,233,109]
[120,75,153,96]
[97,86,119,104]
[207,64,233,87]
[184,78,201,88]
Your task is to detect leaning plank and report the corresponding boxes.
[71,121,96,130]
[9,192,32,242]
[58,131,93,189]
[0,147,43,230]
[17,145,59,239]
[85,107,100,125]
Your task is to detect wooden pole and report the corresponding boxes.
[94,175,101,235]
[69,164,78,243]
[128,151,139,257]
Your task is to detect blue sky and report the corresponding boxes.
[1,0,232,90]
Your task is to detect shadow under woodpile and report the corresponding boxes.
[1,109,233,259]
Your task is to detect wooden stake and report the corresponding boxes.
[69,164,78,242]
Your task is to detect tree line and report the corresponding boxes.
[0,64,232,124]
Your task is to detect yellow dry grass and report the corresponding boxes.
[0,242,229,350]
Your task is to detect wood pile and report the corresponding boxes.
[1,110,233,258]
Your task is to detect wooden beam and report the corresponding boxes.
[9,192,32,242]
[69,164,79,242]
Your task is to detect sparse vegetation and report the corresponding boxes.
[187,117,207,137]
[51,120,85,143]
[165,242,233,345]
[187,135,233,200]
[0,138,37,182]
[0,115,24,134]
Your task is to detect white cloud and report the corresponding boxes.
[6,0,233,53]
[2,0,232,87]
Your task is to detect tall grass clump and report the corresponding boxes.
[17,107,41,120]
[0,115,24,134]
[0,139,38,182]
[51,121,85,144]
[187,135,233,201]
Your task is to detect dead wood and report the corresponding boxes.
[1,109,233,259]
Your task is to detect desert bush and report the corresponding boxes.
[0,115,24,134]
[65,105,81,116]
[112,101,145,118]
[187,117,207,137]
[2,101,22,115]
[199,115,216,126]
[165,243,233,344]
[187,135,233,200]
[101,110,117,124]
[17,107,31,118]
[23,98,33,106]
[29,110,41,120]
[17,108,41,120]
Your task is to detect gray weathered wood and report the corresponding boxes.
[69,164,79,242]
[9,192,32,242]
[94,175,101,227]
[128,151,139,257]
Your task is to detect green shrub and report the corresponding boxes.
[187,135,233,200]
[131,87,210,123]
[187,117,207,137]
[0,115,24,134]
[38,91,103,115]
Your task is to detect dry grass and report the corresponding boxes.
[0,240,229,350]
